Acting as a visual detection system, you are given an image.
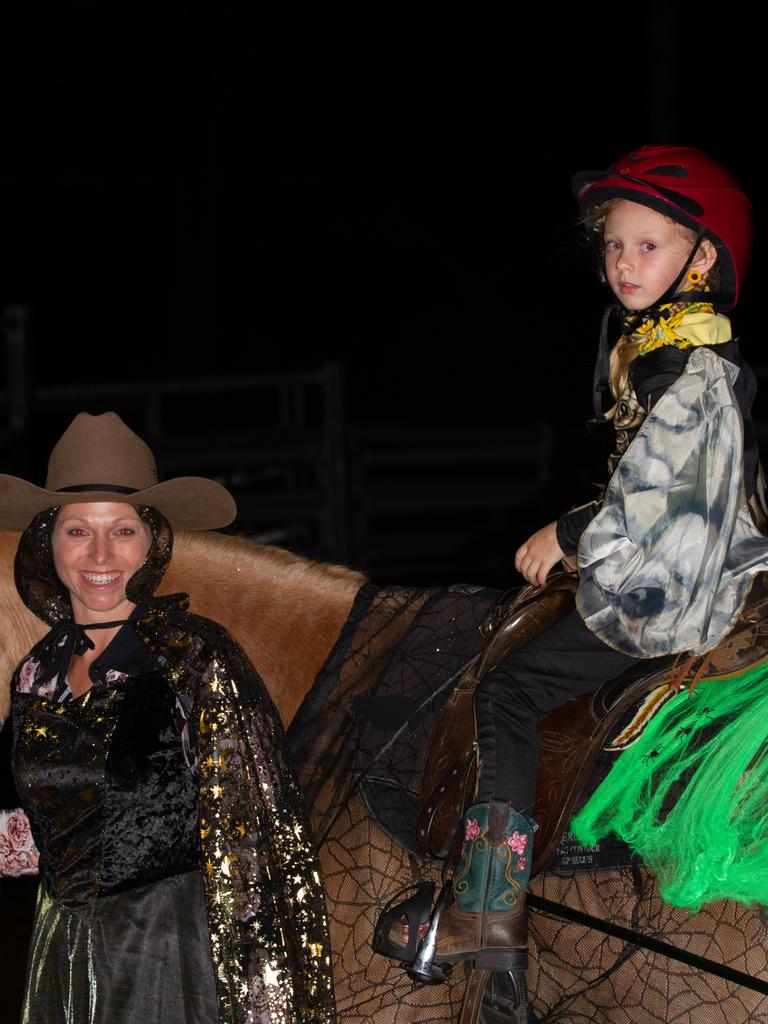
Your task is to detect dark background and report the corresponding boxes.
[0,7,766,1020]
[2,5,766,589]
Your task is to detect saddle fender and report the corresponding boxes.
[417,572,578,862]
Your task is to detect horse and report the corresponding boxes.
[2,530,768,1024]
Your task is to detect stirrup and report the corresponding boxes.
[408,880,453,984]
[373,881,435,963]
[484,969,529,1024]
[372,880,453,984]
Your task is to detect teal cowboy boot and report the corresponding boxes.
[433,799,533,972]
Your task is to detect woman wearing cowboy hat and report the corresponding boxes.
[0,412,335,1024]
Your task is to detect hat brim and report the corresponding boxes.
[0,475,237,532]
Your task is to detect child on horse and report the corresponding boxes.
[405,146,766,982]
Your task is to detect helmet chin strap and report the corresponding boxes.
[619,227,707,334]
[592,228,710,420]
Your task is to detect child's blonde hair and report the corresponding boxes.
[582,199,720,417]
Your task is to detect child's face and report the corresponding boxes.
[603,199,702,310]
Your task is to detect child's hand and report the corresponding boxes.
[515,521,565,587]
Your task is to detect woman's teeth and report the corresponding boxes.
[81,572,120,584]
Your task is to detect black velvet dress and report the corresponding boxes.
[12,613,219,1023]
[10,504,335,1024]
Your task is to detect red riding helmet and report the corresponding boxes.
[573,145,753,309]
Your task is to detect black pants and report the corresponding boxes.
[474,609,639,812]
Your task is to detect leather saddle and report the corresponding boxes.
[416,571,768,875]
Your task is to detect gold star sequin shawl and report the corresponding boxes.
[134,597,335,1024]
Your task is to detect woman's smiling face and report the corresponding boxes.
[603,199,716,310]
[52,502,152,623]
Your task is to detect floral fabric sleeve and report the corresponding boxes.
[0,808,39,877]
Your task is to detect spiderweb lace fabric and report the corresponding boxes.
[289,582,500,1021]
[289,582,768,1024]
[528,867,768,1023]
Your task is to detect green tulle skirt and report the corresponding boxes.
[571,662,768,912]
[21,871,219,1023]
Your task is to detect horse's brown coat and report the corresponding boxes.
[0,530,363,726]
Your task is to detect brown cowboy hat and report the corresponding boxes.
[0,412,237,531]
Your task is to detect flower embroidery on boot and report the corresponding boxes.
[507,831,528,856]
[465,818,481,842]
